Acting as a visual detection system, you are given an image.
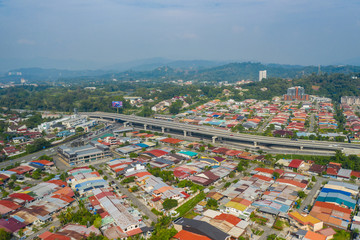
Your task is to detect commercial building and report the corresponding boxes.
[283,86,309,101]
[341,96,360,105]
[58,141,111,165]
[259,70,267,82]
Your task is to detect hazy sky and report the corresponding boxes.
[0,0,359,68]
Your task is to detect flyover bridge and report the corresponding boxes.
[81,111,358,153]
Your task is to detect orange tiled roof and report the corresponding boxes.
[173,230,211,240]
[304,231,326,240]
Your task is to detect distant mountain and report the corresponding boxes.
[103,58,226,71]
[0,57,103,73]
[2,61,360,84]
[0,68,110,83]
[188,62,360,82]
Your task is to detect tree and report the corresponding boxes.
[130,186,139,192]
[10,174,17,181]
[351,175,357,183]
[267,234,277,240]
[162,199,178,210]
[206,198,218,209]
[272,172,280,179]
[31,169,42,179]
[223,182,231,189]
[103,176,108,181]
[26,138,51,154]
[311,176,317,182]
[38,154,53,161]
[0,228,11,240]
[298,191,306,199]
[18,228,24,237]
[169,100,183,114]
[129,152,138,158]
[93,217,102,228]
[237,163,244,172]
[76,127,84,133]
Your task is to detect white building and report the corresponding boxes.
[259,70,267,81]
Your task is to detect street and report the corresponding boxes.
[100,170,158,223]
[299,176,322,211]
[257,115,275,133]
[24,220,61,240]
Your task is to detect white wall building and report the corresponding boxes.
[259,70,267,81]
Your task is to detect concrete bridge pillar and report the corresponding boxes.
[300,146,303,150]
[254,142,257,147]
[123,122,129,127]
[183,130,187,137]
[212,136,218,144]
[162,127,165,134]
[144,124,147,130]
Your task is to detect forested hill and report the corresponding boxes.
[242,73,360,102]
[191,63,360,82]
[2,62,360,84]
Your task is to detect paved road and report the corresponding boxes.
[83,112,360,152]
[0,122,118,170]
[259,225,279,240]
[257,115,275,133]
[100,170,158,223]
[309,113,316,133]
[299,176,322,211]
[0,147,57,169]
[25,220,61,240]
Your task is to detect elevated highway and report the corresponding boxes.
[81,112,360,154]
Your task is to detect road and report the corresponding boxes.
[257,115,275,133]
[309,113,316,133]
[259,225,279,240]
[100,170,158,223]
[83,112,360,153]
[0,122,118,170]
[299,176,322,211]
[0,147,57,169]
[24,220,61,240]
[25,204,80,240]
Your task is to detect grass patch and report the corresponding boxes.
[184,210,200,219]
[250,213,268,226]
[176,192,206,217]
[273,219,286,230]
[252,229,264,236]
[151,208,163,216]
[333,229,351,240]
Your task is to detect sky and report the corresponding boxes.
[0,0,360,70]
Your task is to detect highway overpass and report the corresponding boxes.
[82,111,360,154]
